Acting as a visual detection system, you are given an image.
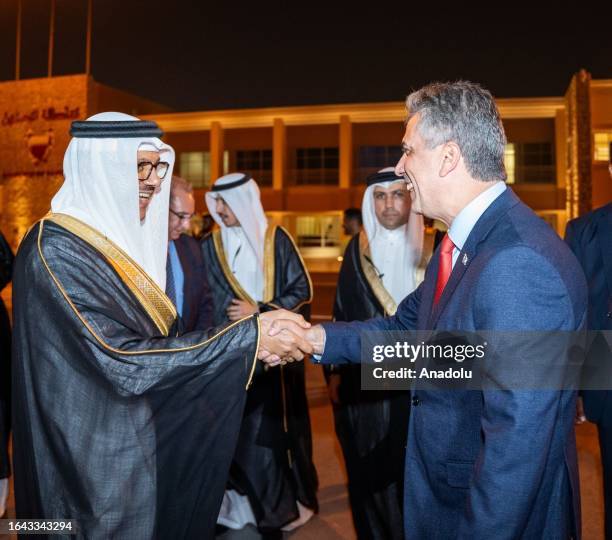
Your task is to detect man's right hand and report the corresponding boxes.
[258,310,312,366]
[267,321,326,357]
[304,325,326,356]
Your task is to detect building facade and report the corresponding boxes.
[1,72,610,307]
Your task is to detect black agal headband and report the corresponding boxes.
[366,170,404,186]
[70,120,163,138]
[211,174,253,192]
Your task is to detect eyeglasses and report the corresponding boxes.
[138,160,170,180]
[170,208,195,221]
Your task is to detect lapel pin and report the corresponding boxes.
[462,253,469,266]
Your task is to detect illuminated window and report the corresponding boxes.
[503,142,554,184]
[179,151,229,188]
[594,132,612,162]
[179,152,209,187]
[236,149,272,186]
[296,215,340,247]
[504,144,516,184]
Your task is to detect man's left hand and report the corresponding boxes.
[227,298,258,321]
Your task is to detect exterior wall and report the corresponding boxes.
[352,122,404,146]
[3,74,609,315]
[0,75,88,248]
[286,124,339,147]
[503,118,556,141]
[0,75,171,248]
[225,127,272,150]
[502,117,565,213]
[3,74,609,254]
[590,82,612,209]
[165,130,210,153]
[352,121,405,183]
[174,118,567,215]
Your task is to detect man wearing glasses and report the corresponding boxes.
[166,175,212,331]
[11,113,311,539]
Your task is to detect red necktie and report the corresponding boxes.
[433,233,455,306]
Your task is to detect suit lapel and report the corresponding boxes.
[174,237,193,323]
[428,247,472,328]
[598,204,612,298]
[427,188,521,329]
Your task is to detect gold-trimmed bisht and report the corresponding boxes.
[47,213,176,336]
[358,227,437,317]
[215,225,313,311]
[37,215,260,389]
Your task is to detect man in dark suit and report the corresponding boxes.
[167,175,213,332]
[565,144,612,538]
[287,81,588,539]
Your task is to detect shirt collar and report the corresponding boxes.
[448,182,506,251]
[377,224,407,240]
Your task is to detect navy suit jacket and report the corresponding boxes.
[565,203,612,425]
[317,188,587,539]
[174,234,213,333]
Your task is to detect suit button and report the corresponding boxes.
[607,312,612,318]
[412,396,420,406]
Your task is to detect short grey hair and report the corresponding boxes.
[406,81,507,182]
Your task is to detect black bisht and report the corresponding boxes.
[328,233,410,540]
[12,220,259,539]
[201,226,318,531]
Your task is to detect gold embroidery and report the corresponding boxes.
[47,213,176,336]
[37,218,259,390]
[211,230,257,306]
[275,226,313,312]
[246,315,261,390]
[263,225,277,303]
[214,225,312,312]
[358,230,398,317]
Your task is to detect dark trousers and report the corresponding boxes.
[599,425,612,540]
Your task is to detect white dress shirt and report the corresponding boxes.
[447,182,507,268]
[224,227,264,302]
[370,224,417,304]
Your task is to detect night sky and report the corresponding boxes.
[1,1,611,111]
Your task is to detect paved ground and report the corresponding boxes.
[1,361,607,539]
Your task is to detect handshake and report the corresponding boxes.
[257,309,325,367]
